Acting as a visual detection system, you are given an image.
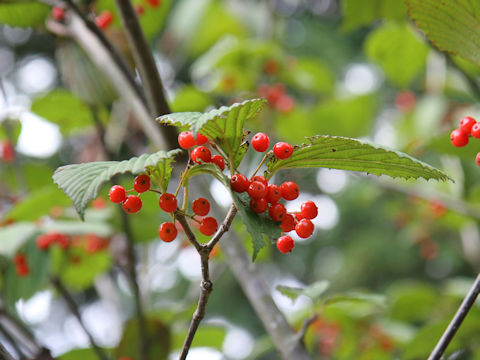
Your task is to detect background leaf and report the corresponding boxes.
[277,280,330,304]
[0,2,49,28]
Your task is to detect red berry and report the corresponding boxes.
[266,184,282,203]
[16,263,29,277]
[460,116,477,134]
[36,234,53,250]
[472,123,480,139]
[251,175,268,187]
[196,133,209,145]
[192,197,210,216]
[300,201,318,219]
[159,193,177,213]
[1,141,15,163]
[276,95,295,114]
[178,131,196,149]
[273,142,293,159]
[276,235,294,253]
[269,203,287,222]
[135,4,145,14]
[476,152,480,167]
[13,253,26,265]
[109,185,126,203]
[280,181,299,201]
[133,174,150,193]
[159,222,177,242]
[230,174,250,193]
[251,132,270,152]
[146,0,160,7]
[200,217,218,236]
[52,6,65,21]
[211,155,225,171]
[248,181,268,200]
[122,195,142,213]
[191,146,211,164]
[250,198,268,213]
[280,214,296,232]
[450,129,469,147]
[95,10,114,30]
[295,219,314,238]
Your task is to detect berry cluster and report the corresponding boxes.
[13,253,29,277]
[36,232,69,251]
[108,174,152,214]
[178,131,225,170]
[0,140,14,163]
[450,116,480,165]
[257,83,295,114]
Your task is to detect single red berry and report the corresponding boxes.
[196,133,209,145]
[295,212,305,221]
[280,214,296,232]
[280,181,299,201]
[135,4,145,14]
[200,217,218,236]
[460,116,477,134]
[146,0,160,7]
[269,203,287,222]
[178,131,196,149]
[191,146,211,164]
[251,175,268,187]
[450,129,469,147]
[276,235,294,253]
[109,185,126,203]
[472,123,480,139]
[55,233,70,250]
[230,174,250,193]
[1,141,15,163]
[266,184,282,203]
[248,181,268,200]
[159,222,177,242]
[251,132,270,152]
[52,6,65,21]
[192,197,210,216]
[95,10,114,30]
[211,155,225,171]
[295,219,314,238]
[249,198,268,213]
[133,174,150,193]
[159,193,177,213]
[273,142,294,159]
[276,95,295,114]
[300,201,318,219]
[16,263,29,277]
[13,253,26,265]
[476,152,480,167]
[122,195,142,213]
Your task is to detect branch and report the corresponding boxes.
[0,341,15,360]
[0,308,41,357]
[206,204,237,250]
[51,278,108,360]
[297,313,319,346]
[0,321,25,360]
[428,272,480,360]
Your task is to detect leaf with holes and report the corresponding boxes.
[406,0,480,66]
[266,135,451,181]
[53,149,182,220]
[157,98,266,168]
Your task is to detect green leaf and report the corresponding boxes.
[266,135,451,182]
[59,349,98,360]
[158,98,266,168]
[365,23,429,88]
[172,325,225,350]
[171,85,212,112]
[0,2,49,28]
[280,57,335,94]
[325,292,387,307]
[53,149,182,220]
[277,280,330,304]
[0,223,37,257]
[406,0,480,66]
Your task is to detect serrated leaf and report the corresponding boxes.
[406,0,480,66]
[277,281,330,304]
[53,149,182,220]
[266,135,451,181]
[158,99,266,168]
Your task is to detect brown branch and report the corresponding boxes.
[175,214,202,252]
[206,204,237,250]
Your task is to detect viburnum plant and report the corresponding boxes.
[52,98,449,359]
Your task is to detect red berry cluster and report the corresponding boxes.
[0,140,15,163]
[108,174,152,214]
[13,253,29,277]
[257,83,295,114]
[178,131,225,170]
[450,116,480,166]
[95,10,114,30]
[36,232,69,251]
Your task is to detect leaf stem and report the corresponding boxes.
[251,151,272,177]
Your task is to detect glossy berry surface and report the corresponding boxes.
[159,222,177,242]
[192,197,210,216]
[472,123,480,139]
[280,214,296,232]
[200,217,218,236]
[159,193,177,213]
[211,155,225,171]
[95,10,114,29]
[122,195,142,213]
[196,133,209,145]
[178,131,195,149]
[52,6,65,21]
[460,116,477,134]
[273,142,293,159]
[450,129,469,147]
[109,185,126,203]
[251,175,268,187]
[277,235,294,253]
[269,203,287,222]
[280,181,299,200]
[133,174,150,193]
[266,184,281,203]
[230,174,250,193]
[250,198,268,213]
[295,219,314,238]
[248,181,267,199]
[476,152,480,167]
[251,132,270,152]
[300,201,318,219]
[191,146,211,164]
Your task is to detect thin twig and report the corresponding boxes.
[428,272,480,360]
[51,278,108,360]
[0,308,40,357]
[175,214,202,252]
[0,322,25,360]
[206,204,237,250]
[0,341,15,360]
[297,313,319,345]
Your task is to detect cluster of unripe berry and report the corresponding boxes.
[449,116,480,165]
